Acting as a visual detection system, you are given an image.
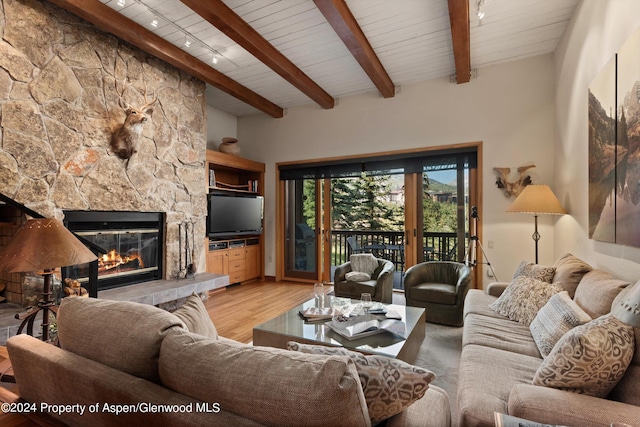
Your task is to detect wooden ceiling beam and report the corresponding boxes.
[448,0,471,84]
[181,0,335,110]
[48,0,284,118]
[313,0,395,98]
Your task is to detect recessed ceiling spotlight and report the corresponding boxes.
[117,0,125,6]
[151,15,159,28]
[184,36,192,48]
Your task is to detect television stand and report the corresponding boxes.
[206,236,262,285]
[204,150,265,285]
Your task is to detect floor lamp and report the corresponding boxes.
[506,185,567,264]
[0,218,97,342]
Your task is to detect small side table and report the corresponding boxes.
[0,346,15,383]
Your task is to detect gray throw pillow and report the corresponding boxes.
[529,291,592,357]
[172,293,218,339]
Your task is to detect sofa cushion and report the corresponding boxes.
[551,253,593,298]
[458,344,541,427]
[463,313,541,358]
[172,292,218,339]
[286,341,435,424]
[513,260,556,283]
[489,276,563,326]
[573,270,629,318]
[533,313,635,398]
[159,331,370,427]
[57,297,186,383]
[410,283,457,305]
[463,289,505,320]
[529,291,592,357]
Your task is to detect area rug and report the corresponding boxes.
[413,323,462,427]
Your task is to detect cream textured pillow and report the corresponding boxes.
[489,276,563,325]
[530,291,592,357]
[172,293,218,339]
[533,313,635,397]
[350,253,379,276]
[345,271,371,282]
[287,341,435,424]
[513,260,556,283]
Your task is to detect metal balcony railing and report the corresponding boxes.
[330,229,460,273]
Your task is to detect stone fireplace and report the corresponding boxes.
[0,0,208,283]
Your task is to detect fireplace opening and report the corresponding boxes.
[63,211,165,292]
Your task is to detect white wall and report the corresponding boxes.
[237,54,557,285]
[554,0,640,282]
[206,104,237,151]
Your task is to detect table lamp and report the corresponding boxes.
[506,185,566,264]
[0,218,97,341]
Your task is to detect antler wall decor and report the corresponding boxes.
[493,164,535,197]
[111,79,159,160]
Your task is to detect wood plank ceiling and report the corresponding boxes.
[54,0,578,118]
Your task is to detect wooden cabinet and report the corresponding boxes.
[206,239,262,284]
[245,244,261,280]
[204,150,265,284]
[206,248,228,276]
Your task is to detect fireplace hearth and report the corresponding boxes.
[63,211,165,293]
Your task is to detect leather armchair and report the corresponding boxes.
[404,261,471,326]
[333,258,394,303]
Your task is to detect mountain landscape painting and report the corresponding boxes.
[615,27,640,248]
[588,54,616,243]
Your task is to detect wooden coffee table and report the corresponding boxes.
[253,298,426,363]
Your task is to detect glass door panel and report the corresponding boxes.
[421,168,469,264]
[284,179,321,280]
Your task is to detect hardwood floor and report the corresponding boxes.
[205,279,324,343]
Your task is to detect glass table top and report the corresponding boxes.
[253,296,425,358]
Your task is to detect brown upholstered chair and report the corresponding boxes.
[404,261,472,326]
[333,257,394,303]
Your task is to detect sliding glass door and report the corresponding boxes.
[277,144,481,288]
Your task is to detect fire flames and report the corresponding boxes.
[99,249,144,274]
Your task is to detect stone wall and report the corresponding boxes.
[0,0,207,281]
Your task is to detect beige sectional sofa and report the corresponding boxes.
[457,254,640,427]
[8,295,451,426]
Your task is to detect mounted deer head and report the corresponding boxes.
[110,79,158,160]
[493,164,535,197]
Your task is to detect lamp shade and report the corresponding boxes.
[612,281,640,328]
[506,185,567,215]
[0,218,97,273]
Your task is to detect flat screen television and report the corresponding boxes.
[207,193,263,238]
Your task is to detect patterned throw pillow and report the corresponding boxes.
[513,260,556,283]
[489,276,563,325]
[533,313,635,397]
[530,291,592,357]
[287,341,435,424]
